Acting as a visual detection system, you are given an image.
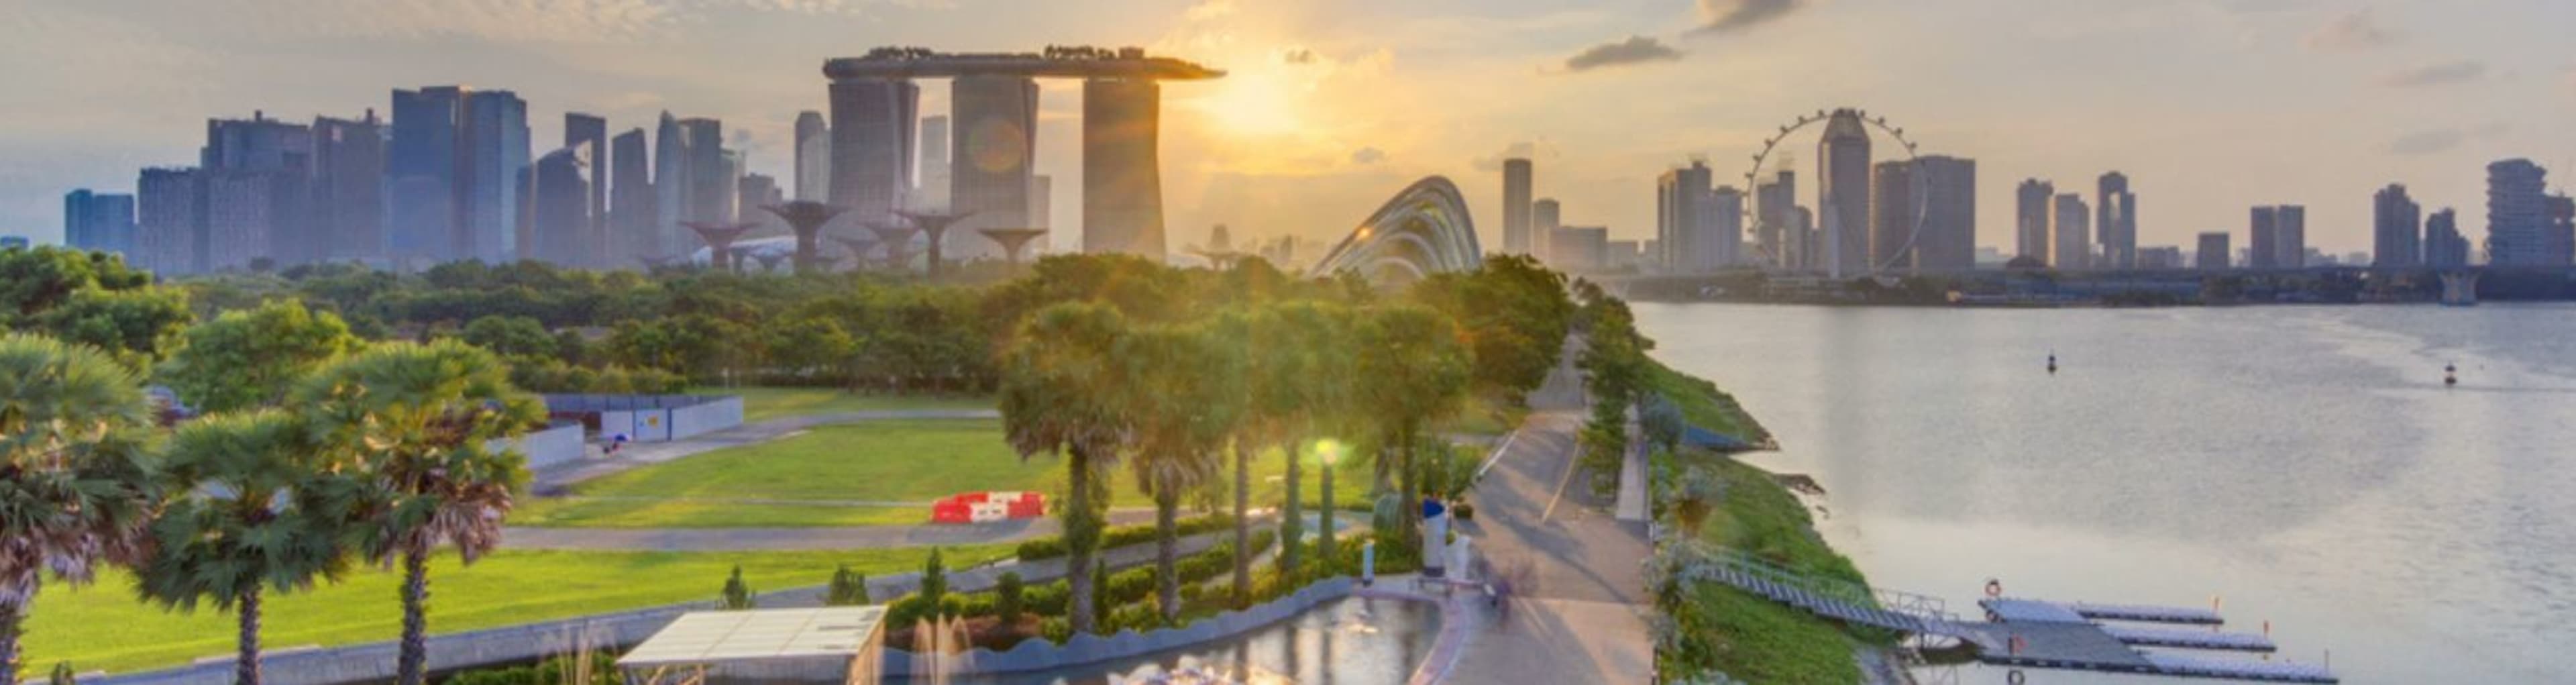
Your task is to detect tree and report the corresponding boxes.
[1641,393,1686,454]
[1241,302,1356,581]
[995,571,1025,623]
[0,335,160,684]
[762,317,860,383]
[1352,305,1472,543]
[719,566,754,610]
[294,341,541,685]
[826,566,871,606]
[919,547,949,609]
[138,411,361,685]
[1120,320,1243,620]
[460,315,556,360]
[160,300,363,413]
[0,248,192,370]
[997,303,1132,633]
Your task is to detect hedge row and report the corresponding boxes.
[1013,513,1238,562]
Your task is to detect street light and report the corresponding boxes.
[1316,439,1344,564]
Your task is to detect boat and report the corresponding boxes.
[2445,363,2458,386]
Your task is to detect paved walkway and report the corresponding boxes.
[530,408,1001,490]
[502,509,1173,551]
[1449,342,1654,684]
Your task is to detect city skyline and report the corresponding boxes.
[11,1,2576,260]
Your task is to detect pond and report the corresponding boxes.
[881,595,1440,685]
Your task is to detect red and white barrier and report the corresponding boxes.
[930,491,1046,523]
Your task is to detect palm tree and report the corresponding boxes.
[138,411,361,685]
[1353,305,1472,547]
[1246,302,1355,580]
[0,334,158,684]
[1119,321,1244,621]
[998,303,1131,633]
[294,341,541,685]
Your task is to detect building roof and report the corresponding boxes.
[615,607,888,668]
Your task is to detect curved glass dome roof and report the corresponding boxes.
[1308,176,1483,284]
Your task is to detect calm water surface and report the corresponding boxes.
[884,596,1436,685]
[1635,303,2576,684]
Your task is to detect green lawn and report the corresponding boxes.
[25,545,1008,676]
[516,419,1381,529]
[698,386,993,424]
[1644,359,1771,444]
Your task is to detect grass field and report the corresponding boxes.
[699,386,993,424]
[23,545,1008,676]
[515,419,1383,529]
[1644,359,1771,443]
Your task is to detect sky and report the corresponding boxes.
[7,0,2576,258]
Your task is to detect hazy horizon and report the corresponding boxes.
[9,0,2575,258]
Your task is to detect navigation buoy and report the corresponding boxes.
[2445,362,2458,387]
[2046,352,2058,374]
[1985,578,2004,598]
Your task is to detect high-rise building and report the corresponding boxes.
[1083,77,1166,257]
[1503,158,1534,257]
[794,111,830,202]
[1549,225,1609,272]
[2373,184,2422,268]
[2051,193,2090,269]
[1817,109,1872,277]
[1756,171,1797,268]
[1532,198,1561,249]
[2484,159,2559,266]
[829,77,922,233]
[1658,160,1723,273]
[2196,231,2231,270]
[0,237,26,251]
[136,168,204,274]
[2549,195,2576,267]
[2425,208,2471,267]
[950,76,1036,261]
[653,112,690,258]
[462,91,529,263]
[389,87,466,263]
[565,113,608,266]
[916,115,951,211]
[199,111,315,269]
[2016,179,2053,262]
[2274,205,2307,268]
[609,127,653,264]
[739,172,783,231]
[1869,160,1916,272]
[2096,172,2137,269]
[521,146,594,266]
[1710,187,1744,269]
[310,111,385,263]
[201,111,312,172]
[2138,246,2184,269]
[62,189,138,258]
[1915,156,1976,272]
[2249,207,2277,269]
[679,118,729,226]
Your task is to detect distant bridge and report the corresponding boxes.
[1682,549,2339,684]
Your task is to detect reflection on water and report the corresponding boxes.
[881,596,1437,685]
[1635,303,2576,683]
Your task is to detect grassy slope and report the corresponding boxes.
[26,545,1008,675]
[1650,358,1873,684]
[515,419,1380,528]
[701,386,995,424]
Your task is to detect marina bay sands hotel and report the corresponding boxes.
[824,46,1222,260]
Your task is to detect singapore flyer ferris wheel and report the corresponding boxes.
[1741,107,1929,277]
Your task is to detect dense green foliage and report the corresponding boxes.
[0,247,192,371]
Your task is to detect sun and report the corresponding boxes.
[1195,66,1308,138]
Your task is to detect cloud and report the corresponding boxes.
[1350,147,1388,165]
[2305,8,2398,51]
[2379,60,2487,87]
[1563,36,1684,72]
[2387,121,2509,156]
[1282,48,1318,64]
[1693,0,1803,34]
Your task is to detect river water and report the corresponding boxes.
[1633,303,2576,684]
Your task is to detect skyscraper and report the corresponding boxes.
[2247,207,2279,269]
[1869,160,1916,272]
[1083,77,1167,257]
[1915,156,1976,272]
[609,127,653,264]
[388,87,466,263]
[2274,205,2307,268]
[2425,208,2471,267]
[2373,184,2422,268]
[200,111,312,270]
[1711,186,1744,269]
[916,115,951,211]
[1503,158,1534,257]
[1817,109,1872,277]
[1757,171,1797,268]
[739,172,783,231]
[2096,172,2137,269]
[829,77,922,233]
[2196,232,2231,270]
[462,91,529,263]
[950,75,1036,261]
[2016,179,2053,262]
[311,111,385,262]
[1658,160,1720,273]
[1533,198,1562,269]
[2052,193,2090,269]
[2550,195,2576,267]
[565,113,608,266]
[2484,159,2555,266]
[653,112,690,258]
[680,118,729,225]
[794,111,830,202]
[521,146,593,266]
[136,168,204,274]
[62,189,137,258]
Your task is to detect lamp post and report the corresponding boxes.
[1317,439,1342,566]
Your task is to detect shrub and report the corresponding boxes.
[718,566,754,610]
[1040,617,1073,643]
[996,572,1026,623]
[920,547,948,606]
[1025,580,1070,615]
[1099,603,1165,635]
[445,653,621,685]
[826,565,870,607]
[1016,513,1236,561]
